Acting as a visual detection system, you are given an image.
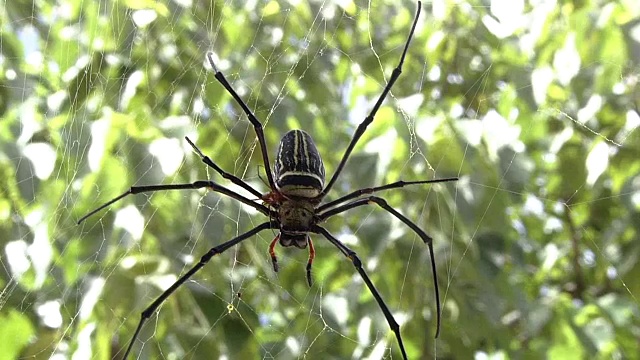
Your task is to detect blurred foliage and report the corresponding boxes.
[1,0,640,359]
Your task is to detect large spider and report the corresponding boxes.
[78,1,457,358]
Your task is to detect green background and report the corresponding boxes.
[1,0,639,359]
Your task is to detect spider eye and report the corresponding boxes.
[274,130,325,198]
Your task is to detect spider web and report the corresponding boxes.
[1,0,639,359]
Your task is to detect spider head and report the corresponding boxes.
[279,232,308,249]
[274,130,325,198]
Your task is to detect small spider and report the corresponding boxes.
[78,1,457,358]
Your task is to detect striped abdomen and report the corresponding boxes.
[274,130,325,198]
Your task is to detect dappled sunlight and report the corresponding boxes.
[1,0,639,359]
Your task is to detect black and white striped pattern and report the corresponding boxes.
[274,130,325,198]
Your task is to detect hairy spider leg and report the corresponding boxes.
[269,234,280,272]
[122,221,276,358]
[185,136,263,199]
[306,238,316,287]
[314,226,410,360]
[317,195,442,338]
[268,234,317,287]
[318,1,423,199]
[206,52,276,191]
[76,181,271,224]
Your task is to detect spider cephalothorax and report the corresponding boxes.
[276,198,316,241]
[78,2,458,359]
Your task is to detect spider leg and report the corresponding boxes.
[185,136,264,199]
[77,181,272,224]
[317,177,458,212]
[269,234,280,272]
[317,195,441,338]
[121,221,275,358]
[319,1,422,198]
[306,237,316,287]
[312,225,409,360]
[206,52,276,191]
[268,234,316,287]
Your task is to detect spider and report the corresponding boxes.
[77,1,457,358]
